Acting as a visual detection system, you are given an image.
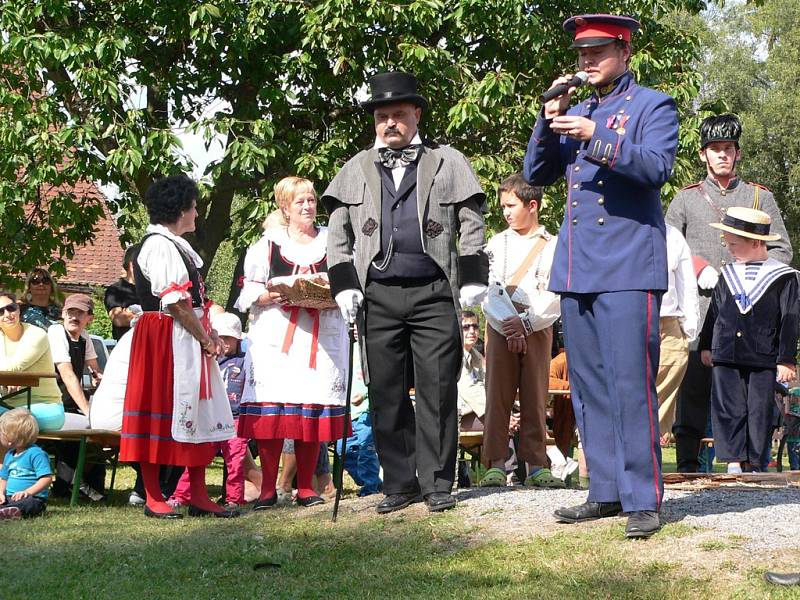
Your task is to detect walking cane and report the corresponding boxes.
[332,314,357,522]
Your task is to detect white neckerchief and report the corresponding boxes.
[146,224,204,269]
[373,132,423,190]
[721,257,796,314]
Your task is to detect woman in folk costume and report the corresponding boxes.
[120,175,237,519]
[236,176,349,509]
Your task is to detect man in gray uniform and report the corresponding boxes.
[323,72,488,513]
[666,114,793,472]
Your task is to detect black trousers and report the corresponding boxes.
[711,365,777,465]
[1,495,46,517]
[672,349,711,472]
[364,277,461,496]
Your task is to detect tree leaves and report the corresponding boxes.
[0,0,707,294]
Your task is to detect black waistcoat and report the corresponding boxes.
[132,233,204,311]
[368,162,442,280]
[56,328,86,412]
[268,239,328,277]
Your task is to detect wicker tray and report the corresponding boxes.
[268,274,336,310]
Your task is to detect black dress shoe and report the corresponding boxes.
[376,492,421,514]
[296,495,325,507]
[625,511,660,538]
[188,505,241,518]
[554,501,623,524]
[424,492,456,512]
[144,506,183,520]
[765,572,800,586]
[253,496,278,511]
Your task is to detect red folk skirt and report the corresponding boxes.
[120,313,215,466]
[237,403,349,442]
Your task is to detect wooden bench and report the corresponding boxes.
[37,429,121,508]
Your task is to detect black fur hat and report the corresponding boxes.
[700,114,742,149]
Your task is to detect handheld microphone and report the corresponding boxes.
[540,72,589,103]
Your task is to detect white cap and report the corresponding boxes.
[211,312,243,339]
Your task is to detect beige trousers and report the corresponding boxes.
[656,316,689,435]
[483,324,552,467]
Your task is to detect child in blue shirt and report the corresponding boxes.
[0,408,52,519]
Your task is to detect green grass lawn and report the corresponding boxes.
[4,460,798,600]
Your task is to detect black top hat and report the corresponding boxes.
[700,114,742,149]
[360,72,429,112]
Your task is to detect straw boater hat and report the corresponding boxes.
[709,206,781,241]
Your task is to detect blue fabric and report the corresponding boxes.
[337,412,382,496]
[0,403,64,432]
[0,445,52,499]
[524,71,677,294]
[218,353,246,417]
[561,290,663,512]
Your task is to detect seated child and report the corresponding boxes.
[699,207,799,473]
[0,408,53,519]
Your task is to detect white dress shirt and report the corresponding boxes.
[661,224,699,341]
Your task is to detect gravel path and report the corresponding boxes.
[450,485,800,551]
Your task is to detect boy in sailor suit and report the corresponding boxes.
[698,207,799,472]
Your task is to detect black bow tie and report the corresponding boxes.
[378,144,421,169]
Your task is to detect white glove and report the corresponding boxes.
[459,284,488,309]
[697,266,720,290]
[334,289,363,323]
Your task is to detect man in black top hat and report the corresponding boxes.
[323,71,488,513]
[666,114,793,472]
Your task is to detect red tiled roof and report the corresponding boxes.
[41,180,125,288]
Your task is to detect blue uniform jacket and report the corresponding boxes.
[524,71,678,293]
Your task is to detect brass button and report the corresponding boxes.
[572,184,579,189]
[597,217,604,225]
[618,109,625,114]
[598,181,604,187]
[625,95,632,100]
[572,218,578,225]
[721,260,727,266]
[600,158,608,164]
[574,166,580,172]
[576,149,580,155]
[721,190,726,196]
[572,201,578,207]
[721,241,727,247]
[720,233,725,238]
[736,331,742,338]
[597,197,604,205]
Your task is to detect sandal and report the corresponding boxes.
[478,467,507,487]
[524,468,565,488]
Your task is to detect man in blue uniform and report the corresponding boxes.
[524,14,679,538]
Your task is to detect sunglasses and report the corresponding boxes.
[0,303,19,316]
[462,323,479,331]
[30,277,51,285]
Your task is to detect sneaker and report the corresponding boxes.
[0,506,22,520]
[79,483,105,502]
[128,491,146,506]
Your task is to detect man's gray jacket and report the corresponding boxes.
[665,175,793,348]
[321,141,489,311]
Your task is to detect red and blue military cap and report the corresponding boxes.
[563,14,641,48]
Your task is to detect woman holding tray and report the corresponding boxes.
[236,176,349,508]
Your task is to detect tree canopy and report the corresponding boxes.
[0,0,706,296]
[697,0,800,266]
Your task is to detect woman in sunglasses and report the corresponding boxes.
[20,268,62,331]
[0,291,65,431]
